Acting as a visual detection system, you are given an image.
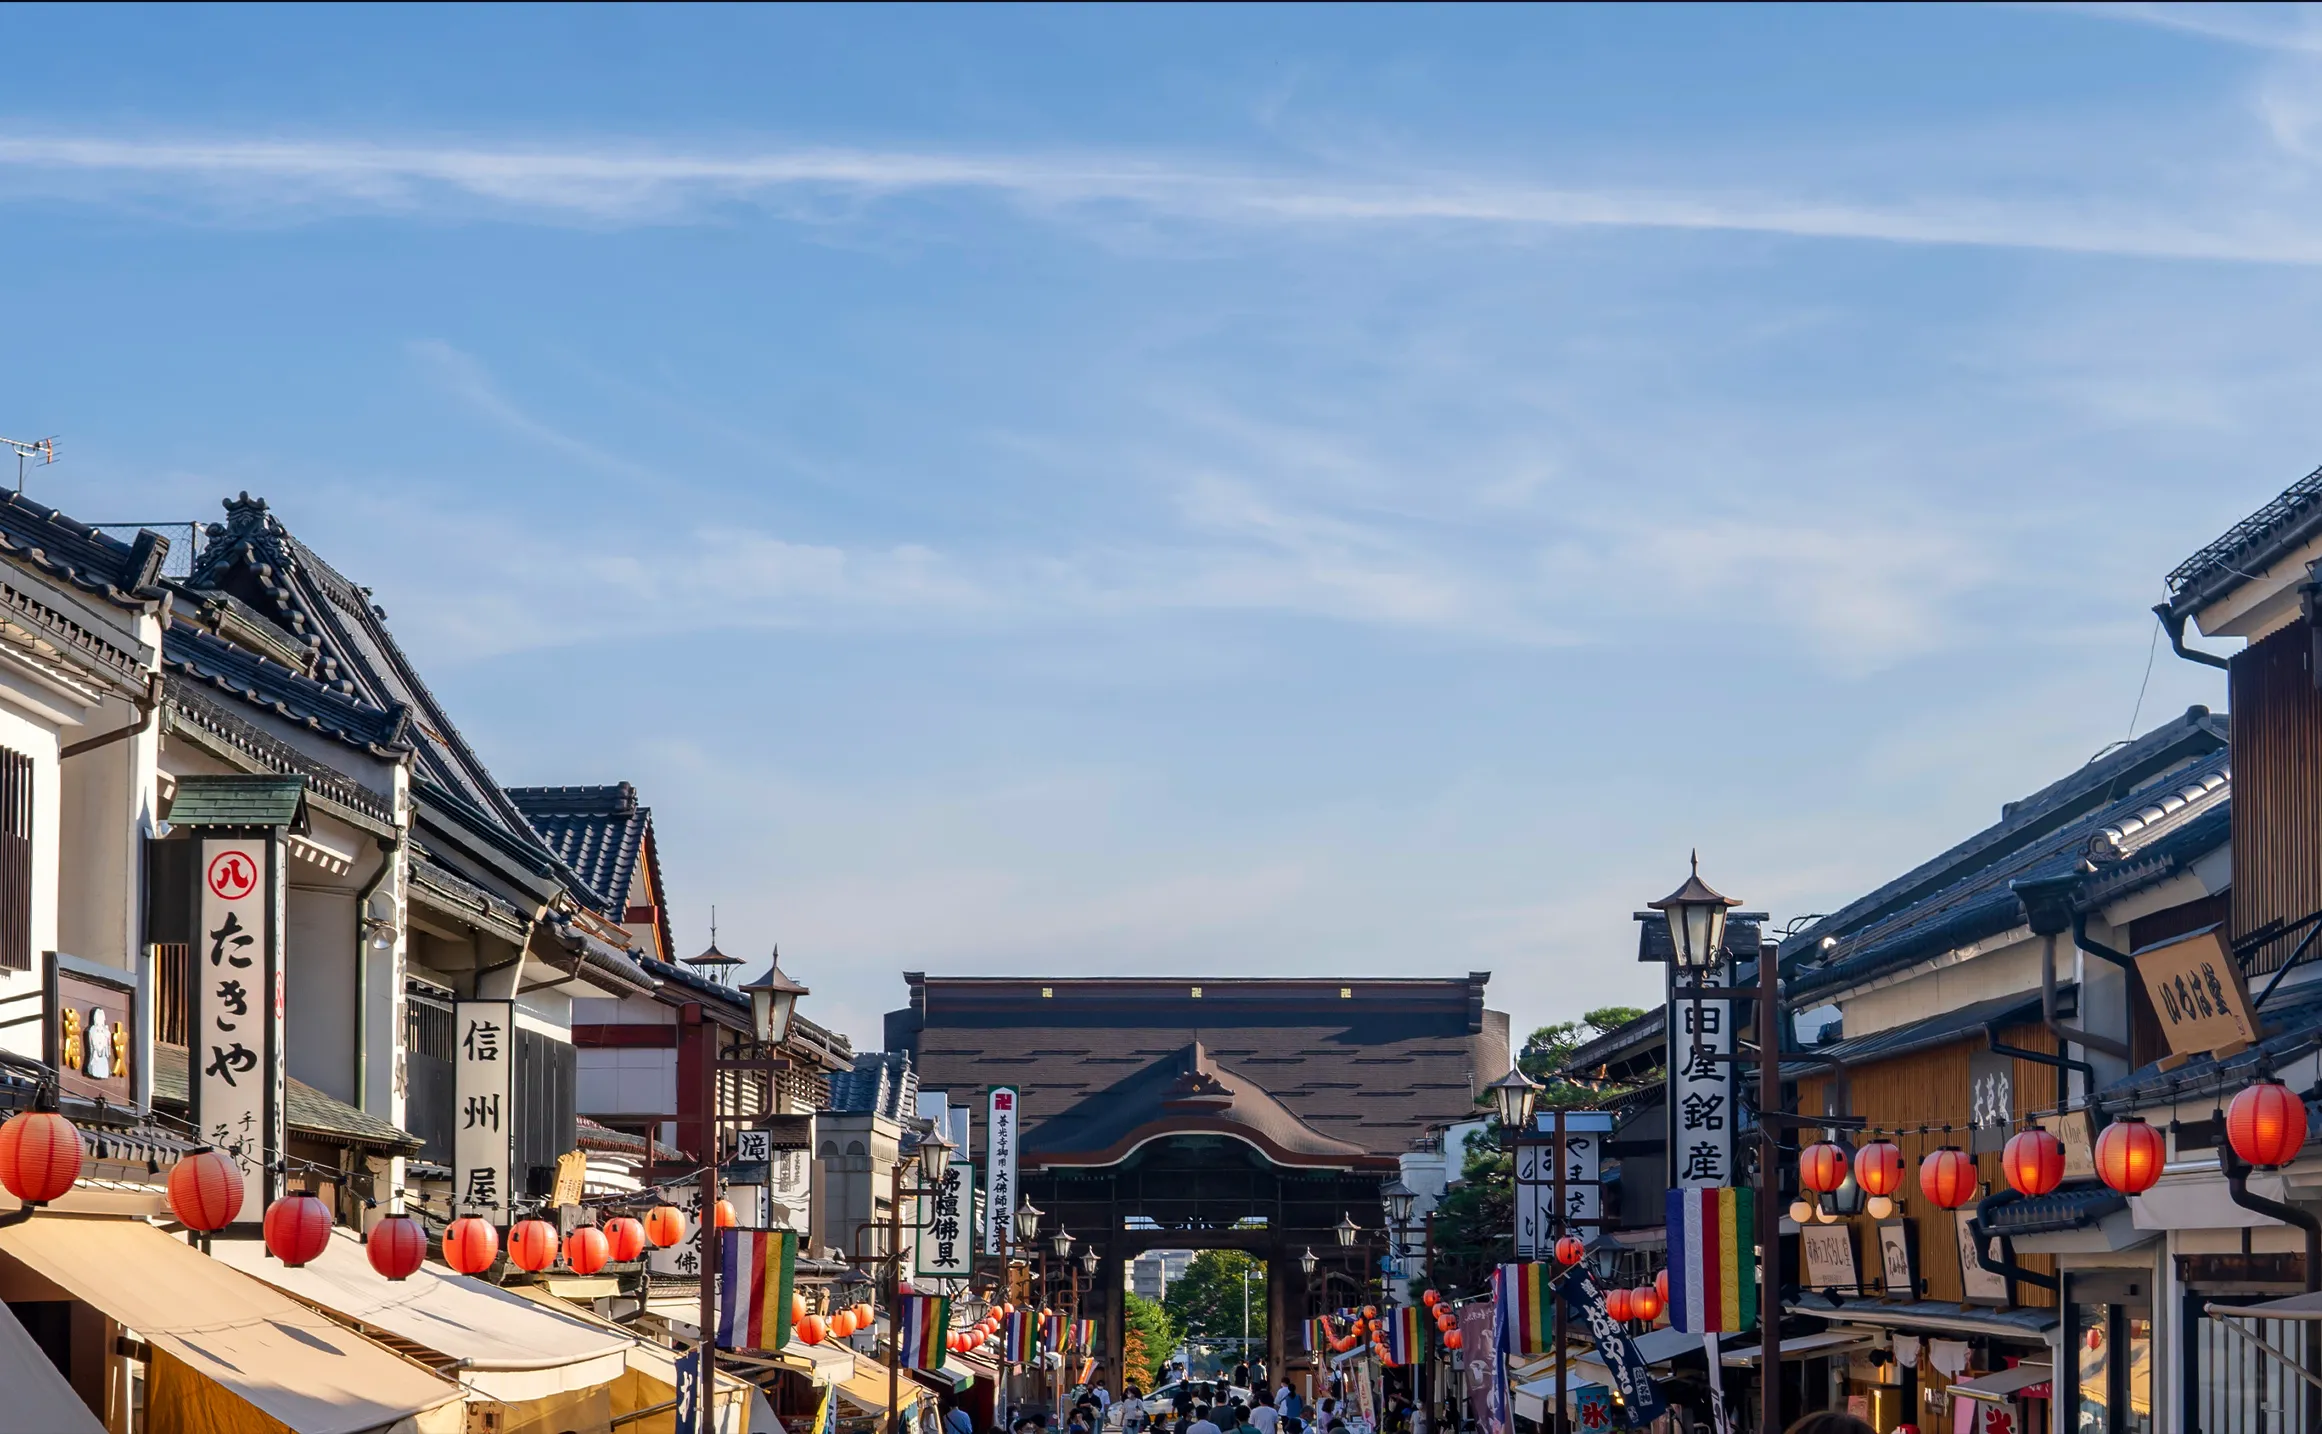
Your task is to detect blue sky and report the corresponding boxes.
[4,3,2318,1045]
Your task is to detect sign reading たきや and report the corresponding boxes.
[192,837,282,1225]
[454,999,516,1224]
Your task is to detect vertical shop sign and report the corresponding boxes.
[1668,965,1735,1188]
[454,999,516,1224]
[985,1085,1019,1255]
[918,1157,977,1278]
[192,836,281,1225]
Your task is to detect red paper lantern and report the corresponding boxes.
[793,1292,809,1325]
[1445,1330,1463,1351]
[604,1216,647,1263]
[1853,1140,1904,1198]
[830,1310,858,1338]
[1421,1290,1438,1306]
[564,1225,611,1276]
[713,1199,738,1229]
[2002,1129,2065,1197]
[2094,1117,2165,1196]
[165,1146,244,1232]
[1655,1269,1668,1304]
[644,1204,687,1248]
[799,1314,828,1346]
[0,1110,82,1205]
[1629,1284,1664,1323]
[1554,1235,1585,1265]
[444,1215,499,1275]
[367,1215,427,1281]
[854,1301,874,1329]
[1798,1141,1849,1195]
[2228,1080,2310,1169]
[1918,1147,1978,1209]
[509,1218,559,1272]
[1605,1288,1633,1322]
[1363,1304,1379,1319]
[263,1193,332,1267]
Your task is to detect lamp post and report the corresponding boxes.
[1007,1197,1042,1425]
[690,951,809,1430]
[1652,858,1779,1434]
[867,1126,955,1434]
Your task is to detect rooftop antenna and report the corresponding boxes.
[0,435,57,493]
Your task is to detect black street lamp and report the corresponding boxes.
[1486,1067,1541,1137]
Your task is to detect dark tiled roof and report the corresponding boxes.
[2097,980,2322,1109]
[0,490,168,609]
[164,773,310,829]
[895,975,1503,1157]
[1779,988,2062,1078]
[161,679,398,829]
[152,1042,421,1152]
[1786,724,2230,1003]
[1984,1184,2127,1237]
[188,493,552,864]
[1024,1042,1380,1169]
[2165,461,2322,617]
[828,1051,917,1119]
[577,1115,681,1161]
[506,783,654,916]
[163,623,413,756]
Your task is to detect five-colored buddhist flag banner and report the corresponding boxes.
[1307,1315,1334,1353]
[1665,1187,1756,1335]
[1041,1310,1064,1349]
[1073,1318,1097,1352]
[1382,1306,1425,1367]
[1002,1309,1034,1364]
[1493,1263,1555,1357]
[899,1294,950,1371]
[716,1230,797,1351]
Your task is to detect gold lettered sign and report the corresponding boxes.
[2136,925,2259,1058]
[552,1148,589,1209]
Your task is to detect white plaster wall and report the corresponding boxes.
[577,1046,676,1120]
[0,704,62,1063]
[287,886,358,1104]
[1839,936,2045,1037]
[56,711,158,972]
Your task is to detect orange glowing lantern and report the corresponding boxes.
[0,1110,82,1205]
[166,1146,244,1232]
[1918,1147,1978,1210]
[2228,1081,2310,1169]
[509,1218,559,1272]
[444,1215,499,1275]
[2094,1117,2165,1196]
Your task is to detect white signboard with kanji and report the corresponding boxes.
[192,837,281,1225]
[984,1085,1019,1255]
[1668,967,1736,1188]
[1513,1113,1609,1258]
[453,999,515,1224]
[917,1156,977,1278]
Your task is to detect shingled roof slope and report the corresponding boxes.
[188,494,553,866]
[0,490,168,609]
[1023,1042,1379,1170]
[2164,460,2322,619]
[163,623,413,757]
[506,783,661,919]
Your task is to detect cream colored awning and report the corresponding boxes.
[512,1286,768,1434]
[0,1216,463,1434]
[213,1230,631,1404]
[0,1296,104,1434]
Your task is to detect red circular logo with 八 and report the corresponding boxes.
[205,850,258,901]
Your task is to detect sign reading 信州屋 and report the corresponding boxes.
[454,1000,516,1225]
[192,836,284,1226]
[985,1086,1019,1255]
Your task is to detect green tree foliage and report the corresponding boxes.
[1427,1126,1514,1299]
[1122,1293,1181,1391]
[1519,1005,1649,1108]
[1161,1250,1268,1355]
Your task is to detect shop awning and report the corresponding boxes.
[2208,1291,2322,1321]
[212,1229,631,1404]
[1949,1364,2054,1403]
[511,1286,775,1434]
[0,1296,104,1434]
[1790,1296,2057,1342]
[907,1363,975,1394]
[0,1216,462,1434]
[1720,1332,1870,1367]
[836,1353,921,1416]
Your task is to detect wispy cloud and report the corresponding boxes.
[2061,2,2322,55]
[6,127,2322,264]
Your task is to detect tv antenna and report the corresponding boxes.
[0,436,57,493]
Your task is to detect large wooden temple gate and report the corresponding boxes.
[885,975,1512,1389]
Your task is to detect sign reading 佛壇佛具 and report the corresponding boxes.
[453,999,515,1224]
[2136,925,2260,1060]
[192,837,283,1225]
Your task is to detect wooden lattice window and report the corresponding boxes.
[0,748,29,971]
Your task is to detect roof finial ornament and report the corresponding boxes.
[686,904,742,986]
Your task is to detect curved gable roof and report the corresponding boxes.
[1022,1042,1382,1171]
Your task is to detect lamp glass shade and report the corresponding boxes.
[1649,858,1740,970]
[917,1128,954,1186]
[1052,1228,1074,1258]
[742,952,810,1046]
[1334,1213,1361,1248]
[958,1293,990,1325]
[1081,1249,1100,1276]
[1487,1068,1541,1132]
[1788,1199,1814,1225]
[1381,1180,1418,1224]
[1014,1197,1044,1243]
[1299,1247,1319,1275]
